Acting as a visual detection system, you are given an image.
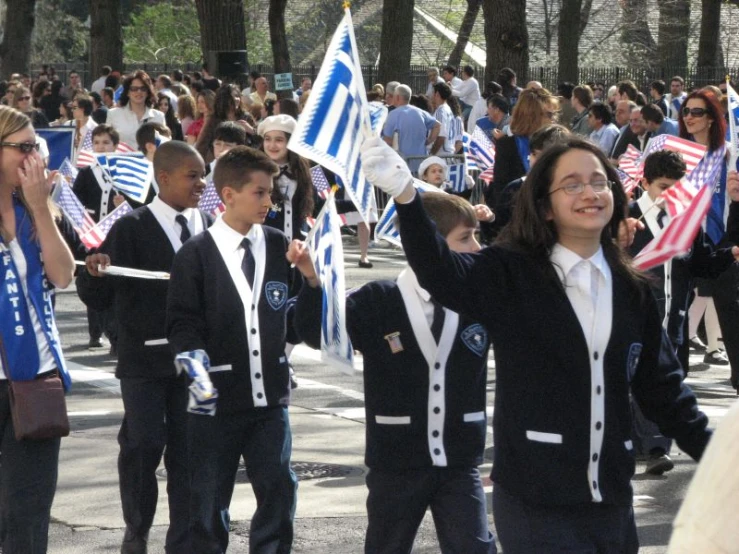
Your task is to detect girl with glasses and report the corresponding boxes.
[11,87,49,129]
[0,105,75,553]
[362,134,712,553]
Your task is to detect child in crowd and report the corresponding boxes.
[77,142,213,554]
[361,135,712,553]
[135,121,171,201]
[289,192,497,553]
[205,121,247,187]
[166,146,301,554]
[628,150,739,475]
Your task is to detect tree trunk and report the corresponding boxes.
[89,0,123,82]
[0,0,36,79]
[378,0,415,85]
[558,0,582,83]
[620,0,657,66]
[194,0,247,62]
[481,0,528,86]
[698,0,722,70]
[580,0,593,35]
[658,0,690,68]
[448,0,482,68]
[269,0,292,99]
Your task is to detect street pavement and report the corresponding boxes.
[48,235,738,553]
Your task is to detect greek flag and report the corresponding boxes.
[445,164,468,193]
[305,193,355,374]
[375,180,446,247]
[96,153,153,204]
[288,8,374,225]
[726,80,739,171]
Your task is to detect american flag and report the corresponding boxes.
[288,7,374,226]
[304,193,355,374]
[79,129,93,152]
[197,184,225,215]
[615,168,638,197]
[76,149,97,168]
[311,165,331,199]
[54,181,96,236]
[58,158,78,184]
[643,135,708,173]
[462,129,495,186]
[117,142,136,153]
[76,142,138,168]
[663,145,726,217]
[78,201,133,249]
[633,181,714,270]
[618,145,643,181]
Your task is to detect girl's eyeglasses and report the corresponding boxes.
[0,142,40,154]
[549,180,613,196]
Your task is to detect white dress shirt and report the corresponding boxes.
[551,243,613,502]
[453,77,481,106]
[106,105,166,149]
[147,196,205,253]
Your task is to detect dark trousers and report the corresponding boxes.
[118,375,189,552]
[188,405,297,554]
[0,381,60,554]
[365,467,495,554]
[492,485,638,553]
[712,266,739,389]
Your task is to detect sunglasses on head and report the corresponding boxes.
[682,107,708,118]
[1,141,40,154]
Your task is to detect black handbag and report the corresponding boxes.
[0,334,70,441]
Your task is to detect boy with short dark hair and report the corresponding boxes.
[206,121,247,186]
[76,141,213,553]
[289,192,496,554]
[166,146,301,554]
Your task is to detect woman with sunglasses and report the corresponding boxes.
[11,87,49,129]
[679,89,739,390]
[106,70,166,149]
[0,105,75,553]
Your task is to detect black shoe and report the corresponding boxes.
[645,453,674,475]
[121,528,148,554]
[704,350,729,365]
[88,338,105,350]
[358,260,373,268]
[340,226,356,236]
[688,336,707,352]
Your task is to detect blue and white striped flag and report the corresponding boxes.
[305,193,355,374]
[288,7,374,225]
[726,80,739,171]
[375,180,446,247]
[97,153,153,204]
[444,164,468,193]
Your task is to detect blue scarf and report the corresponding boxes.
[0,198,71,390]
[515,135,531,173]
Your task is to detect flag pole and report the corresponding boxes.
[343,1,373,140]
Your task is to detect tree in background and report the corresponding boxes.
[481,0,528,85]
[698,0,723,71]
[658,0,690,67]
[269,0,292,98]
[32,0,87,66]
[448,0,482,68]
[123,2,201,66]
[558,0,583,83]
[378,0,415,85]
[620,0,657,66]
[194,0,247,68]
[90,0,123,80]
[0,0,37,78]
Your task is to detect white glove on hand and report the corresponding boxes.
[465,174,476,189]
[175,350,218,416]
[360,136,414,198]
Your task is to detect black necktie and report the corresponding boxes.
[657,208,667,229]
[430,299,445,344]
[241,238,255,288]
[175,214,191,243]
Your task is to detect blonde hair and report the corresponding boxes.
[0,106,59,238]
[509,88,560,137]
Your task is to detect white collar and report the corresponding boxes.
[397,266,431,303]
[210,215,263,253]
[149,195,194,227]
[551,243,609,283]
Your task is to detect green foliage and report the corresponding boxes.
[31,0,88,64]
[123,2,202,65]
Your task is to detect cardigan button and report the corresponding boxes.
[592,481,598,490]
[593,351,599,360]
[257,392,263,399]
[595,421,602,430]
[433,385,440,392]
[251,304,255,310]
[432,430,439,438]
[596,386,601,395]
[255,373,261,379]
[434,363,441,369]
[592,453,598,462]
[252,350,259,356]
[433,407,440,414]
[251,328,257,334]
[433,448,440,455]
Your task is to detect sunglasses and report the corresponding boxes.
[682,107,708,118]
[129,86,148,93]
[18,96,31,101]
[1,141,40,154]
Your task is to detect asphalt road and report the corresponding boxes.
[48,235,738,553]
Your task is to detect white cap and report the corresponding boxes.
[257,114,297,137]
[418,156,447,179]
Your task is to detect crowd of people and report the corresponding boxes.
[0,60,738,554]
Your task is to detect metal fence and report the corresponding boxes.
[33,62,738,98]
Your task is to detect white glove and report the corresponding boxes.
[175,350,218,416]
[360,136,414,197]
[465,174,476,189]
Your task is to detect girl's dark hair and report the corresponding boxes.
[498,137,645,287]
[447,94,462,117]
[119,70,157,108]
[409,94,433,114]
[264,99,276,117]
[260,132,315,221]
[678,89,726,153]
[157,92,179,132]
[213,83,245,121]
[278,98,299,119]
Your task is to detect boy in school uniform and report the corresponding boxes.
[76,141,213,554]
[289,192,496,554]
[628,150,739,475]
[166,146,301,554]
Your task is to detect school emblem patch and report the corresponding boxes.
[627,342,642,382]
[265,281,288,311]
[461,324,488,357]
